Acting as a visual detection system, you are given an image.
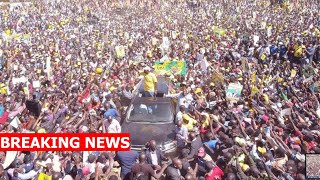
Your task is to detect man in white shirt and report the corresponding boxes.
[176,105,186,123]
[165,89,194,112]
[104,115,121,133]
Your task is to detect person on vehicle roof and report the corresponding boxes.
[140,67,158,97]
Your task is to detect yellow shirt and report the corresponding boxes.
[38,173,52,180]
[182,115,198,131]
[201,113,210,128]
[293,44,305,58]
[141,72,157,92]
[0,85,7,95]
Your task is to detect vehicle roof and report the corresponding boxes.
[131,97,172,104]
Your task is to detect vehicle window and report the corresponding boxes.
[127,102,173,123]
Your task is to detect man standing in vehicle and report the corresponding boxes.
[141,66,158,97]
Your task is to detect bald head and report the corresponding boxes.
[185,173,194,180]
[189,132,196,141]
[139,153,147,163]
[149,140,156,151]
[173,159,182,170]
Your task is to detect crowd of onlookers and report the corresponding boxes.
[0,0,320,179]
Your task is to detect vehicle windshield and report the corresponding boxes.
[127,102,172,123]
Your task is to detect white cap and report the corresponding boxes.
[82,126,89,132]
[143,66,151,71]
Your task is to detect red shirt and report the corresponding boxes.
[205,166,224,180]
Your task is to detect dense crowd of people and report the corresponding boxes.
[0,0,320,179]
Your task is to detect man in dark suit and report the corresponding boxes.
[165,159,183,180]
[145,140,169,170]
[187,132,202,160]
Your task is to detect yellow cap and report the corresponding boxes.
[37,128,46,133]
[109,86,117,92]
[96,67,103,74]
[241,163,250,172]
[195,88,202,94]
[258,147,267,154]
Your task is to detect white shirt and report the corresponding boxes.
[178,93,194,109]
[150,151,158,166]
[166,92,194,110]
[8,168,42,180]
[105,119,121,133]
[176,111,183,122]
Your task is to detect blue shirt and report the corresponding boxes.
[204,140,218,150]
[270,45,279,55]
[279,46,288,57]
[0,105,4,117]
[116,150,139,177]
[104,109,119,119]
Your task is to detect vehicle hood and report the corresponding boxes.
[122,122,175,146]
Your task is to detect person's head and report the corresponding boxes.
[104,102,110,110]
[205,132,214,140]
[71,152,81,164]
[33,159,42,171]
[88,154,96,163]
[176,120,183,128]
[109,175,119,180]
[61,151,69,159]
[287,164,297,175]
[189,132,196,141]
[179,105,186,112]
[138,153,147,163]
[197,147,206,158]
[173,159,182,170]
[143,66,151,74]
[226,173,236,180]
[184,173,195,180]
[149,140,157,151]
[274,148,286,158]
[180,149,190,159]
[23,153,33,164]
[223,152,233,162]
[107,116,113,123]
[52,172,62,180]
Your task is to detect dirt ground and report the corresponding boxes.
[306,154,320,178]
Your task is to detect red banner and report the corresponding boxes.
[0,133,130,151]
